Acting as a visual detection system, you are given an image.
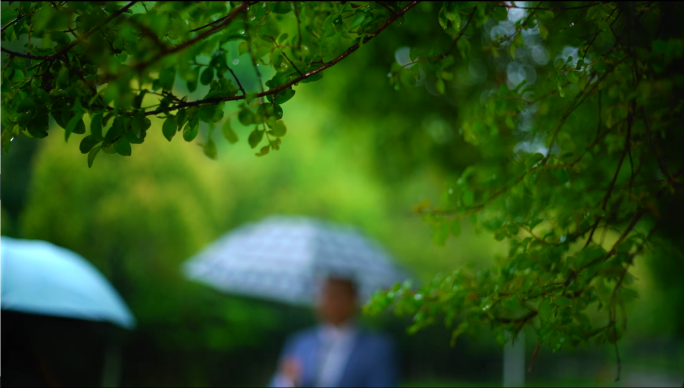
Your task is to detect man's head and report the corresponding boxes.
[316,276,358,326]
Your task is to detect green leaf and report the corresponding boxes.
[113,138,132,156]
[104,117,125,145]
[239,108,256,126]
[438,7,448,30]
[555,296,572,308]
[79,135,100,154]
[432,222,449,247]
[134,90,148,109]
[200,67,214,86]
[299,73,323,84]
[445,6,461,31]
[539,298,552,322]
[222,120,239,143]
[435,79,445,95]
[557,82,565,98]
[27,113,50,138]
[18,97,36,112]
[525,153,544,168]
[248,129,264,149]
[183,121,199,142]
[457,38,471,59]
[203,138,217,159]
[256,103,284,122]
[450,322,469,347]
[567,71,579,84]
[159,67,176,91]
[450,218,461,237]
[187,67,200,92]
[538,23,549,40]
[88,146,101,168]
[267,87,296,104]
[255,145,270,157]
[238,41,250,56]
[163,117,177,141]
[272,1,292,14]
[198,105,217,123]
[502,297,520,310]
[462,190,474,206]
[1,10,18,26]
[270,120,287,137]
[91,113,103,140]
[64,113,84,142]
[552,167,569,183]
[10,69,24,82]
[491,6,508,21]
[176,108,187,131]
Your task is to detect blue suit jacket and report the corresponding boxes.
[270,327,398,387]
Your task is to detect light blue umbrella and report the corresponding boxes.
[1,237,136,330]
[183,216,408,306]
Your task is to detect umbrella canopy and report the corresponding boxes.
[1,237,136,329]
[183,216,408,306]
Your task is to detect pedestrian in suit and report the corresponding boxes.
[270,276,398,387]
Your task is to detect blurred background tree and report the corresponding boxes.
[2,1,684,387]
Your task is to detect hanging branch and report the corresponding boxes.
[1,1,138,60]
[143,1,420,116]
[131,2,250,72]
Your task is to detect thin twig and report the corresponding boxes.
[602,133,627,212]
[545,57,629,160]
[583,216,603,248]
[1,12,26,32]
[582,6,621,60]
[281,52,303,75]
[642,105,674,190]
[227,67,247,96]
[391,7,477,74]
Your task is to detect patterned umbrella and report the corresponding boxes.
[183,216,409,306]
[1,237,136,329]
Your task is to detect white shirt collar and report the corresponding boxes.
[319,320,356,341]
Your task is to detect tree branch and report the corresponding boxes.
[143,1,420,116]
[127,17,170,54]
[132,2,249,72]
[1,12,26,32]
[227,67,247,96]
[582,6,620,60]
[1,2,137,61]
[392,7,477,74]
[602,125,629,211]
[545,57,628,161]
